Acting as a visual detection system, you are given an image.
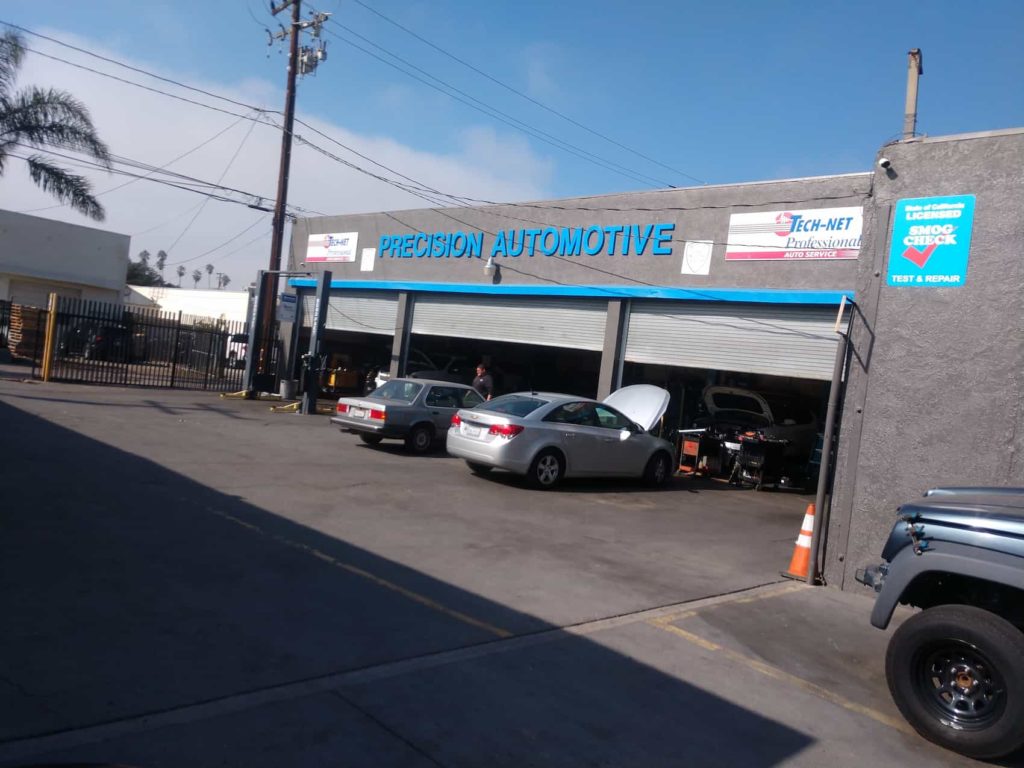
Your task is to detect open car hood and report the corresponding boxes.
[603,385,670,432]
[702,386,771,421]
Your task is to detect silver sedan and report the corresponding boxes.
[332,378,484,453]
[446,385,676,489]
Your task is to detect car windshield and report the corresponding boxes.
[478,394,547,417]
[372,380,423,402]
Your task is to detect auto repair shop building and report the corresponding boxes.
[285,127,1023,587]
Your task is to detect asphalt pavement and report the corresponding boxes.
[0,367,1008,767]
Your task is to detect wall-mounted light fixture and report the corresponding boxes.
[483,255,495,275]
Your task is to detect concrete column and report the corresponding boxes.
[389,291,413,378]
[597,299,627,399]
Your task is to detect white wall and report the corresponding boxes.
[0,210,130,301]
[126,286,251,324]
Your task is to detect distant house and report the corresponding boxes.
[0,209,129,307]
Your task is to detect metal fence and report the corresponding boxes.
[1,297,250,392]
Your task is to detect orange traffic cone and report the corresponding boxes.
[782,503,815,580]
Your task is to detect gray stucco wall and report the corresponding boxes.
[288,173,872,293]
[828,130,1024,588]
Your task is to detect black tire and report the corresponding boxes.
[358,433,383,446]
[885,604,1024,759]
[466,461,493,476]
[405,424,434,454]
[527,449,564,490]
[643,451,672,487]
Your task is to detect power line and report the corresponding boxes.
[2,21,266,115]
[18,112,254,214]
[324,23,672,189]
[165,114,261,255]
[165,216,269,267]
[347,0,705,185]
[7,24,682,214]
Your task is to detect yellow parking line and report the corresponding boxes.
[647,616,914,735]
[211,508,512,638]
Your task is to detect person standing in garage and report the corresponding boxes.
[472,363,494,400]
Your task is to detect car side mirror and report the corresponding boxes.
[619,429,632,441]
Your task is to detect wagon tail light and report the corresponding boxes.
[336,403,349,413]
[369,409,385,420]
[451,414,461,426]
[488,423,524,438]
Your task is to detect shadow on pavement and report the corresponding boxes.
[0,399,813,767]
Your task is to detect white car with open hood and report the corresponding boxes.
[446,384,675,489]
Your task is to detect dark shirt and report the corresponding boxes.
[472,373,494,399]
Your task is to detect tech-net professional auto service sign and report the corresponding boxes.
[887,195,976,288]
[725,207,863,261]
[306,232,359,262]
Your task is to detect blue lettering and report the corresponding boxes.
[431,233,445,257]
[379,235,394,257]
[414,232,428,258]
[523,229,541,256]
[559,227,582,256]
[632,224,653,254]
[584,226,604,255]
[451,232,467,258]
[466,232,483,258]
[604,225,624,255]
[401,234,414,258]
[491,230,507,257]
[652,223,674,255]
[507,229,524,257]
[540,227,559,256]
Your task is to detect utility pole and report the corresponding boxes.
[248,1,331,396]
[250,0,303,396]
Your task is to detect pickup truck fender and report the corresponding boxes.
[871,541,1024,629]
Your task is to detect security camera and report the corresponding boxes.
[878,157,892,170]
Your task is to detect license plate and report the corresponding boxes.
[724,441,741,451]
[349,407,366,418]
[462,425,480,438]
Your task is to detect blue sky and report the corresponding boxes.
[1,0,1021,281]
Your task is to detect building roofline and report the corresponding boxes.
[895,126,1024,146]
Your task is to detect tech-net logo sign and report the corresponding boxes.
[725,206,863,261]
[887,195,976,288]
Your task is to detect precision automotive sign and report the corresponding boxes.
[725,207,863,261]
[377,223,676,260]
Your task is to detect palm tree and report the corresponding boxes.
[220,274,231,289]
[205,263,214,288]
[191,269,202,288]
[137,249,150,267]
[176,265,185,286]
[155,250,167,279]
[0,31,111,220]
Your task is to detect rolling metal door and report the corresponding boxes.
[412,295,607,350]
[625,300,839,380]
[301,291,398,335]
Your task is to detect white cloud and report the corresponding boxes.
[0,29,553,286]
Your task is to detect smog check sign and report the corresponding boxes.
[887,195,975,287]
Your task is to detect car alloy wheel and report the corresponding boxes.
[528,449,563,489]
[644,452,671,486]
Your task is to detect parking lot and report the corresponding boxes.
[0,369,998,767]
